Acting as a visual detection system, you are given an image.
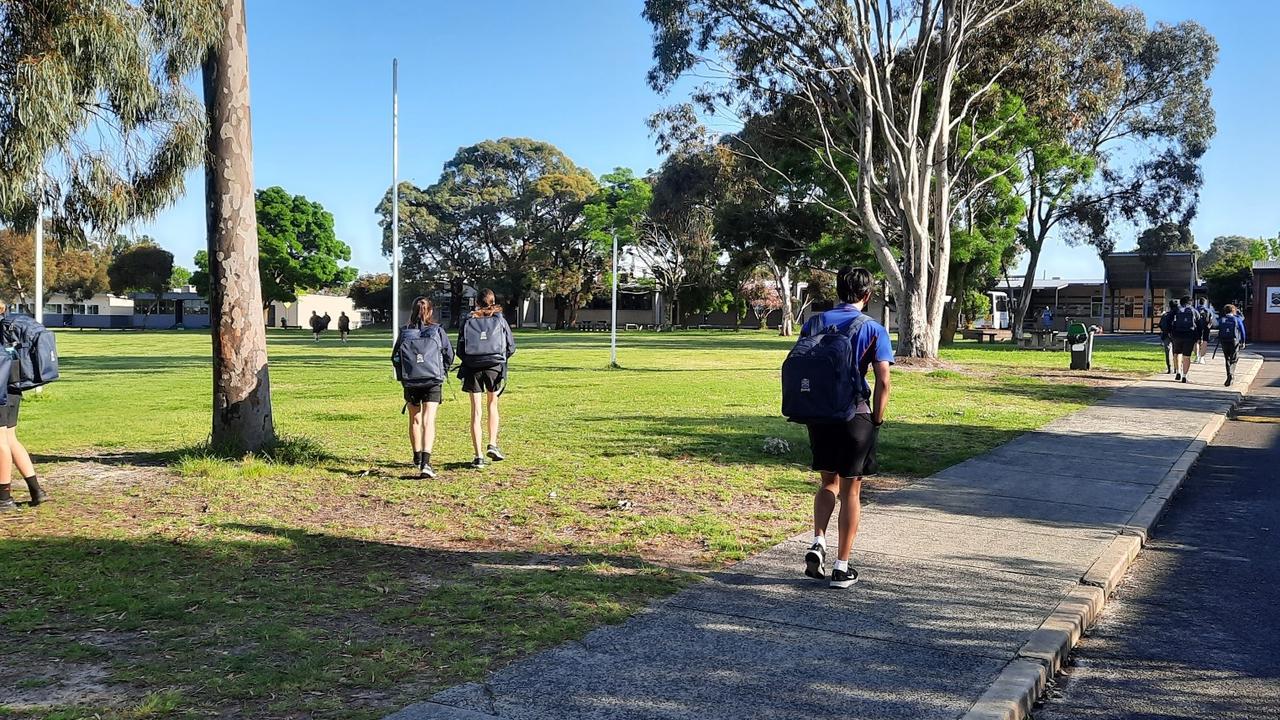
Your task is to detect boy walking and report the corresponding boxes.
[338,311,351,344]
[1194,298,1214,364]
[0,300,46,512]
[797,267,894,589]
[1219,304,1246,386]
[1169,296,1203,383]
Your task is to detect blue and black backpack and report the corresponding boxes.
[392,325,447,386]
[781,314,871,424]
[1,314,59,392]
[1218,316,1238,342]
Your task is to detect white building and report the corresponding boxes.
[266,293,362,330]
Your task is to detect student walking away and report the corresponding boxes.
[1041,306,1054,331]
[1169,295,1202,384]
[1195,298,1214,364]
[392,297,454,478]
[309,311,322,341]
[781,267,893,589]
[0,300,54,511]
[322,312,332,332]
[1158,299,1179,374]
[338,311,351,344]
[1218,304,1247,387]
[457,289,515,469]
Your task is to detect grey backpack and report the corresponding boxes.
[461,315,506,368]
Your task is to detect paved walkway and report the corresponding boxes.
[387,355,1263,720]
[1038,348,1280,720]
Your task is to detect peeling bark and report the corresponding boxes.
[202,0,275,453]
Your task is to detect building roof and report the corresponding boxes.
[1102,252,1198,289]
[1253,261,1280,270]
[1000,277,1104,292]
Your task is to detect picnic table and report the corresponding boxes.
[975,330,999,344]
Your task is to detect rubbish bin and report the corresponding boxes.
[1067,320,1092,370]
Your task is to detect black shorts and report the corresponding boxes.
[1200,327,1212,342]
[1172,335,1198,356]
[403,384,443,405]
[807,414,879,478]
[461,367,503,394]
[0,392,20,429]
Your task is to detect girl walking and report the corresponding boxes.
[456,290,515,469]
[393,297,454,478]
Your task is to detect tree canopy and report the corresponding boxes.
[108,243,175,314]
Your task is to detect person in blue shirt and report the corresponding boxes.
[1041,306,1054,331]
[1219,303,1247,387]
[799,267,894,589]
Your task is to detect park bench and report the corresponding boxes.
[976,330,999,343]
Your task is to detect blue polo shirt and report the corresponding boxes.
[800,304,895,407]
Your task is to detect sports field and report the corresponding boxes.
[1,329,1162,719]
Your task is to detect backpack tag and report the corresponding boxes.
[415,353,424,364]
[800,378,811,392]
[479,331,488,341]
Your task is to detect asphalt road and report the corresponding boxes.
[1037,346,1280,720]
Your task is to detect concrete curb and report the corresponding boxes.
[961,354,1265,720]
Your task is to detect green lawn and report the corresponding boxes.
[1,329,1162,719]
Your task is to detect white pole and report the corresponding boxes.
[538,287,544,329]
[391,58,400,341]
[610,231,619,367]
[34,173,44,323]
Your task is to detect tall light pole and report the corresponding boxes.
[610,230,620,368]
[33,173,44,322]
[390,58,400,340]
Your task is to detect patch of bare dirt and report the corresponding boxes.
[3,661,131,710]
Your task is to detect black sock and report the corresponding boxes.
[422,451,431,466]
[24,476,40,496]
[413,451,423,466]
[0,484,11,502]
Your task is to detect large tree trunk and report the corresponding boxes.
[940,262,968,346]
[202,0,275,453]
[771,260,795,337]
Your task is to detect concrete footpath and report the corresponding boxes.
[386,355,1264,720]
[1038,347,1280,720]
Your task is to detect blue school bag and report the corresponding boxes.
[392,325,447,386]
[1218,316,1238,342]
[1,314,59,391]
[0,349,11,407]
[781,314,871,424]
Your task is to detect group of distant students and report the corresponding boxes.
[1158,296,1247,386]
[305,311,352,343]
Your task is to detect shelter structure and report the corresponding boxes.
[1250,261,1280,342]
[1100,252,1199,333]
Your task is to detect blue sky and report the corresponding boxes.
[140,0,1280,283]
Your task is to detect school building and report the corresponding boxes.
[6,290,362,331]
[1250,260,1280,342]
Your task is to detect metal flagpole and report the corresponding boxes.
[610,230,619,367]
[34,173,44,323]
[391,58,400,342]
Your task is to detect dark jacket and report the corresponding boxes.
[338,314,351,331]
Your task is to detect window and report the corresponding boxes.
[86,305,100,315]
[47,304,63,314]
[1123,297,1135,318]
[588,292,653,311]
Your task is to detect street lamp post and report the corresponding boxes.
[34,174,43,323]
[390,58,400,342]
[610,231,620,367]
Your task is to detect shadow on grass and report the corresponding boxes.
[0,524,693,719]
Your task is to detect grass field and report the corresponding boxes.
[0,329,1163,719]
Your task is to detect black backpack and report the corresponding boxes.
[393,325,447,386]
[1170,306,1197,334]
[781,314,872,424]
[1,314,59,391]
[461,315,507,368]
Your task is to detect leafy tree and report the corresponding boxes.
[740,278,781,330]
[254,186,356,307]
[532,172,604,328]
[645,0,1037,357]
[1135,222,1197,265]
[203,0,274,451]
[377,182,484,328]
[170,266,192,290]
[422,138,595,325]
[55,249,110,303]
[988,1,1218,336]
[584,168,654,328]
[0,226,58,305]
[1202,235,1266,270]
[108,244,174,317]
[639,145,728,326]
[0,0,218,233]
[190,250,211,296]
[348,273,392,324]
[1203,252,1253,311]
